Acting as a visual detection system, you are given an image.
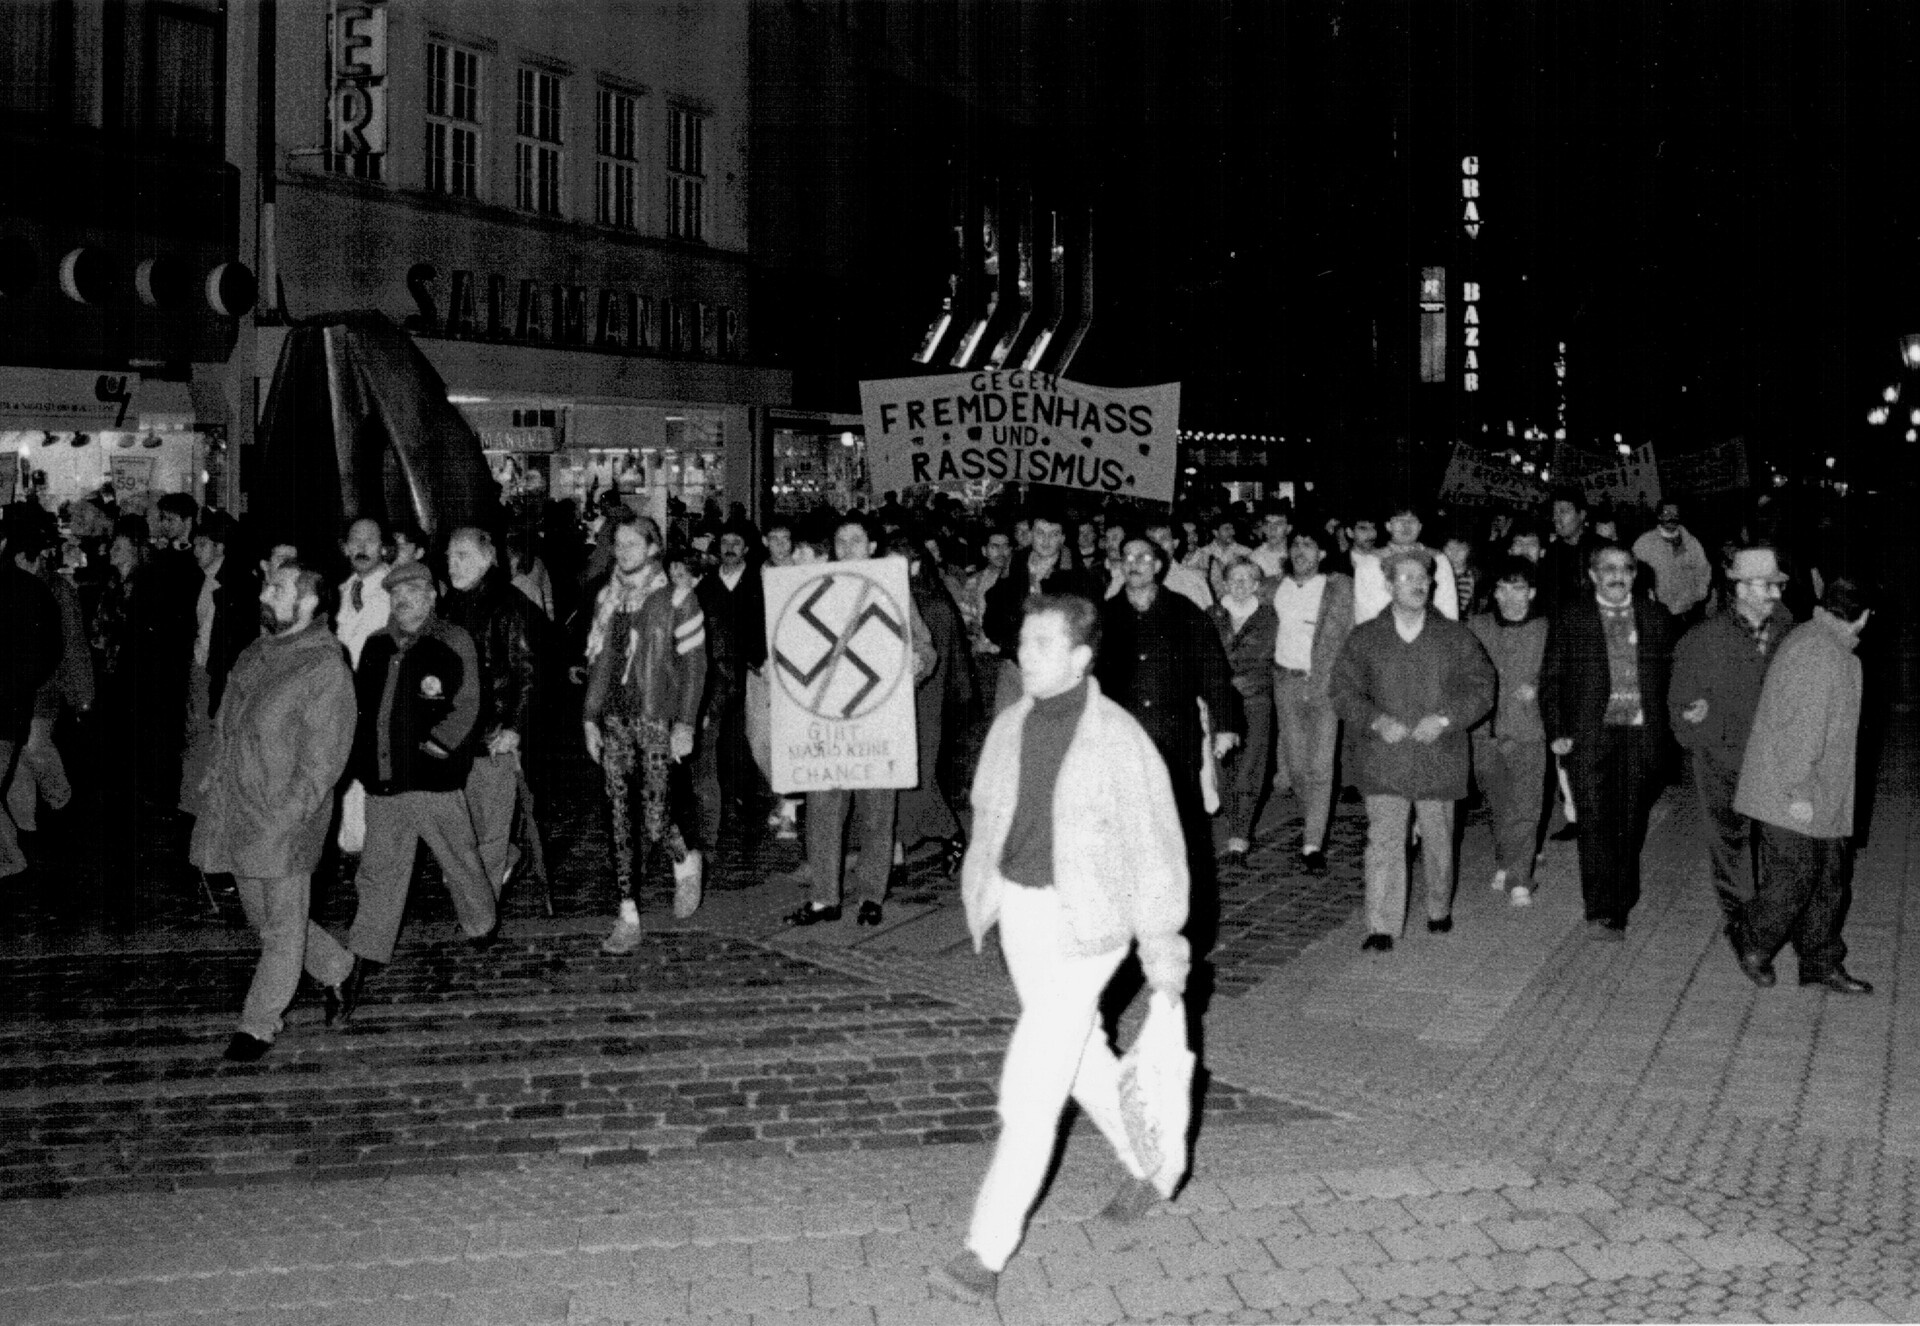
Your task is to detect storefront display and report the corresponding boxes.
[2,427,209,517]
[772,425,866,514]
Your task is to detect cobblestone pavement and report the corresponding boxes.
[2,694,1917,1322]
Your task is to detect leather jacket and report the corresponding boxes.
[442,571,539,740]
[581,572,707,732]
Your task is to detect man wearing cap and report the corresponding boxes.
[332,556,497,1005]
[1669,546,1795,946]
[1632,500,1713,624]
[1732,576,1874,994]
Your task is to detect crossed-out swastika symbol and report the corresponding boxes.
[772,572,909,720]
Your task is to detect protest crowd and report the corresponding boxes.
[0,474,1882,1295]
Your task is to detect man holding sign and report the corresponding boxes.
[776,515,934,928]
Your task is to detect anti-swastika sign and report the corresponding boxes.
[762,558,919,793]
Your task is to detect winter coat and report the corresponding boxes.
[441,572,541,740]
[1540,595,1674,754]
[1632,527,1713,617]
[982,553,1098,657]
[1269,571,1356,698]
[0,565,60,743]
[33,567,93,721]
[963,677,1191,995]
[1097,585,1244,774]
[1333,610,1496,800]
[581,573,707,732]
[189,622,357,877]
[1668,603,1794,770]
[349,617,481,794]
[1208,599,1279,700]
[1734,612,1862,839]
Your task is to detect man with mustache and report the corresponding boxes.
[334,518,392,855]
[1541,544,1674,940]
[189,557,358,1060]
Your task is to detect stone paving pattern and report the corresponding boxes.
[2,683,1918,1320]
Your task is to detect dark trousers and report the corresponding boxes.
[1473,732,1547,883]
[1565,726,1658,927]
[1688,752,1754,927]
[1749,822,1851,977]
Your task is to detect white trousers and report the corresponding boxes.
[966,882,1140,1273]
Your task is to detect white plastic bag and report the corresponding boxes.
[745,667,772,780]
[337,779,367,854]
[1117,991,1195,1198]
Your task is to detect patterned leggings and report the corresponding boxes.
[601,714,688,902]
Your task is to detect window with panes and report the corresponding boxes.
[667,106,705,241]
[425,41,481,198]
[595,87,638,229]
[515,67,564,215]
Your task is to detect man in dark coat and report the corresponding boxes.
[189,558,358,1060]
[334,558,496,997]
[983,512,1097,712]
[1541,543,1675,939]
[704,520,768,832]
[1333,547,1495,949]
[1096,535,1243,952]
[0,517,62,879]
[1668,546,1795,946]
[1537,490,1602,623]
[443,527,541,890]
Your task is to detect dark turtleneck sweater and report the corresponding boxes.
[998,677,1090,888]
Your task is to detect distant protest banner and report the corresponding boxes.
[1660,438,1751,497]
[1440,443,1549,507]
[861,370,1180,504]
[1580,443,1662,508]
[762,558,919,794]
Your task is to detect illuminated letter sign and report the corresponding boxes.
[329,4,389,156]
[1418,266,1447,384]
[1462,279,1481,393]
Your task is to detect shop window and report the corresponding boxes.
[0,1,68,123]
[595,86,639,229]
[667,105,704,241]
[426,40,482,199]
[144,4,221,150]
[515,66,564,216]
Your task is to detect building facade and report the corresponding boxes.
[0,0,252,518]
[229,0,789,523]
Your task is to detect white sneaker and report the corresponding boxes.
[601,913,643,954]
[1509,884,1533,908]
[1490,868,1508,893]
[673,850,704,919]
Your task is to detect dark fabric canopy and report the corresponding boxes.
[250,311,500,556]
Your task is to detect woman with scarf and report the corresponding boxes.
[1466,556,1551,907]
[581,509,708,954]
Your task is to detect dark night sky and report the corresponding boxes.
[1035,0,1920,485]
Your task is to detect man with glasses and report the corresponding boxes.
[1669,546,1795,949]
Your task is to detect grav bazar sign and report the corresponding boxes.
[861,371,1180,504]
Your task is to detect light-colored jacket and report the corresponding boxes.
[1632,527,1712,616]
[189,621,357,878]
[1734,611,1862,839]
[962,677,1191,994]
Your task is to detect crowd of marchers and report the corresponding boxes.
[0,477,1878,1073]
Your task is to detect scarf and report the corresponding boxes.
[585,562,668,666]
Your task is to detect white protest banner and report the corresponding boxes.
[1439,443,1548,507]
[861,370,1180,504]
[1660,438,1751,497]
[1579,443,1661,508]
[762,557,919,794]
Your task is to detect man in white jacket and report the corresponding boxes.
[934,591,1191,1307]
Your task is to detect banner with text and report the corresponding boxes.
[861,371,1180,504]
[762,558,919,794]
[1440,443,1549,507]
[1659,438,1751,497]
[1580,443,1662,508]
